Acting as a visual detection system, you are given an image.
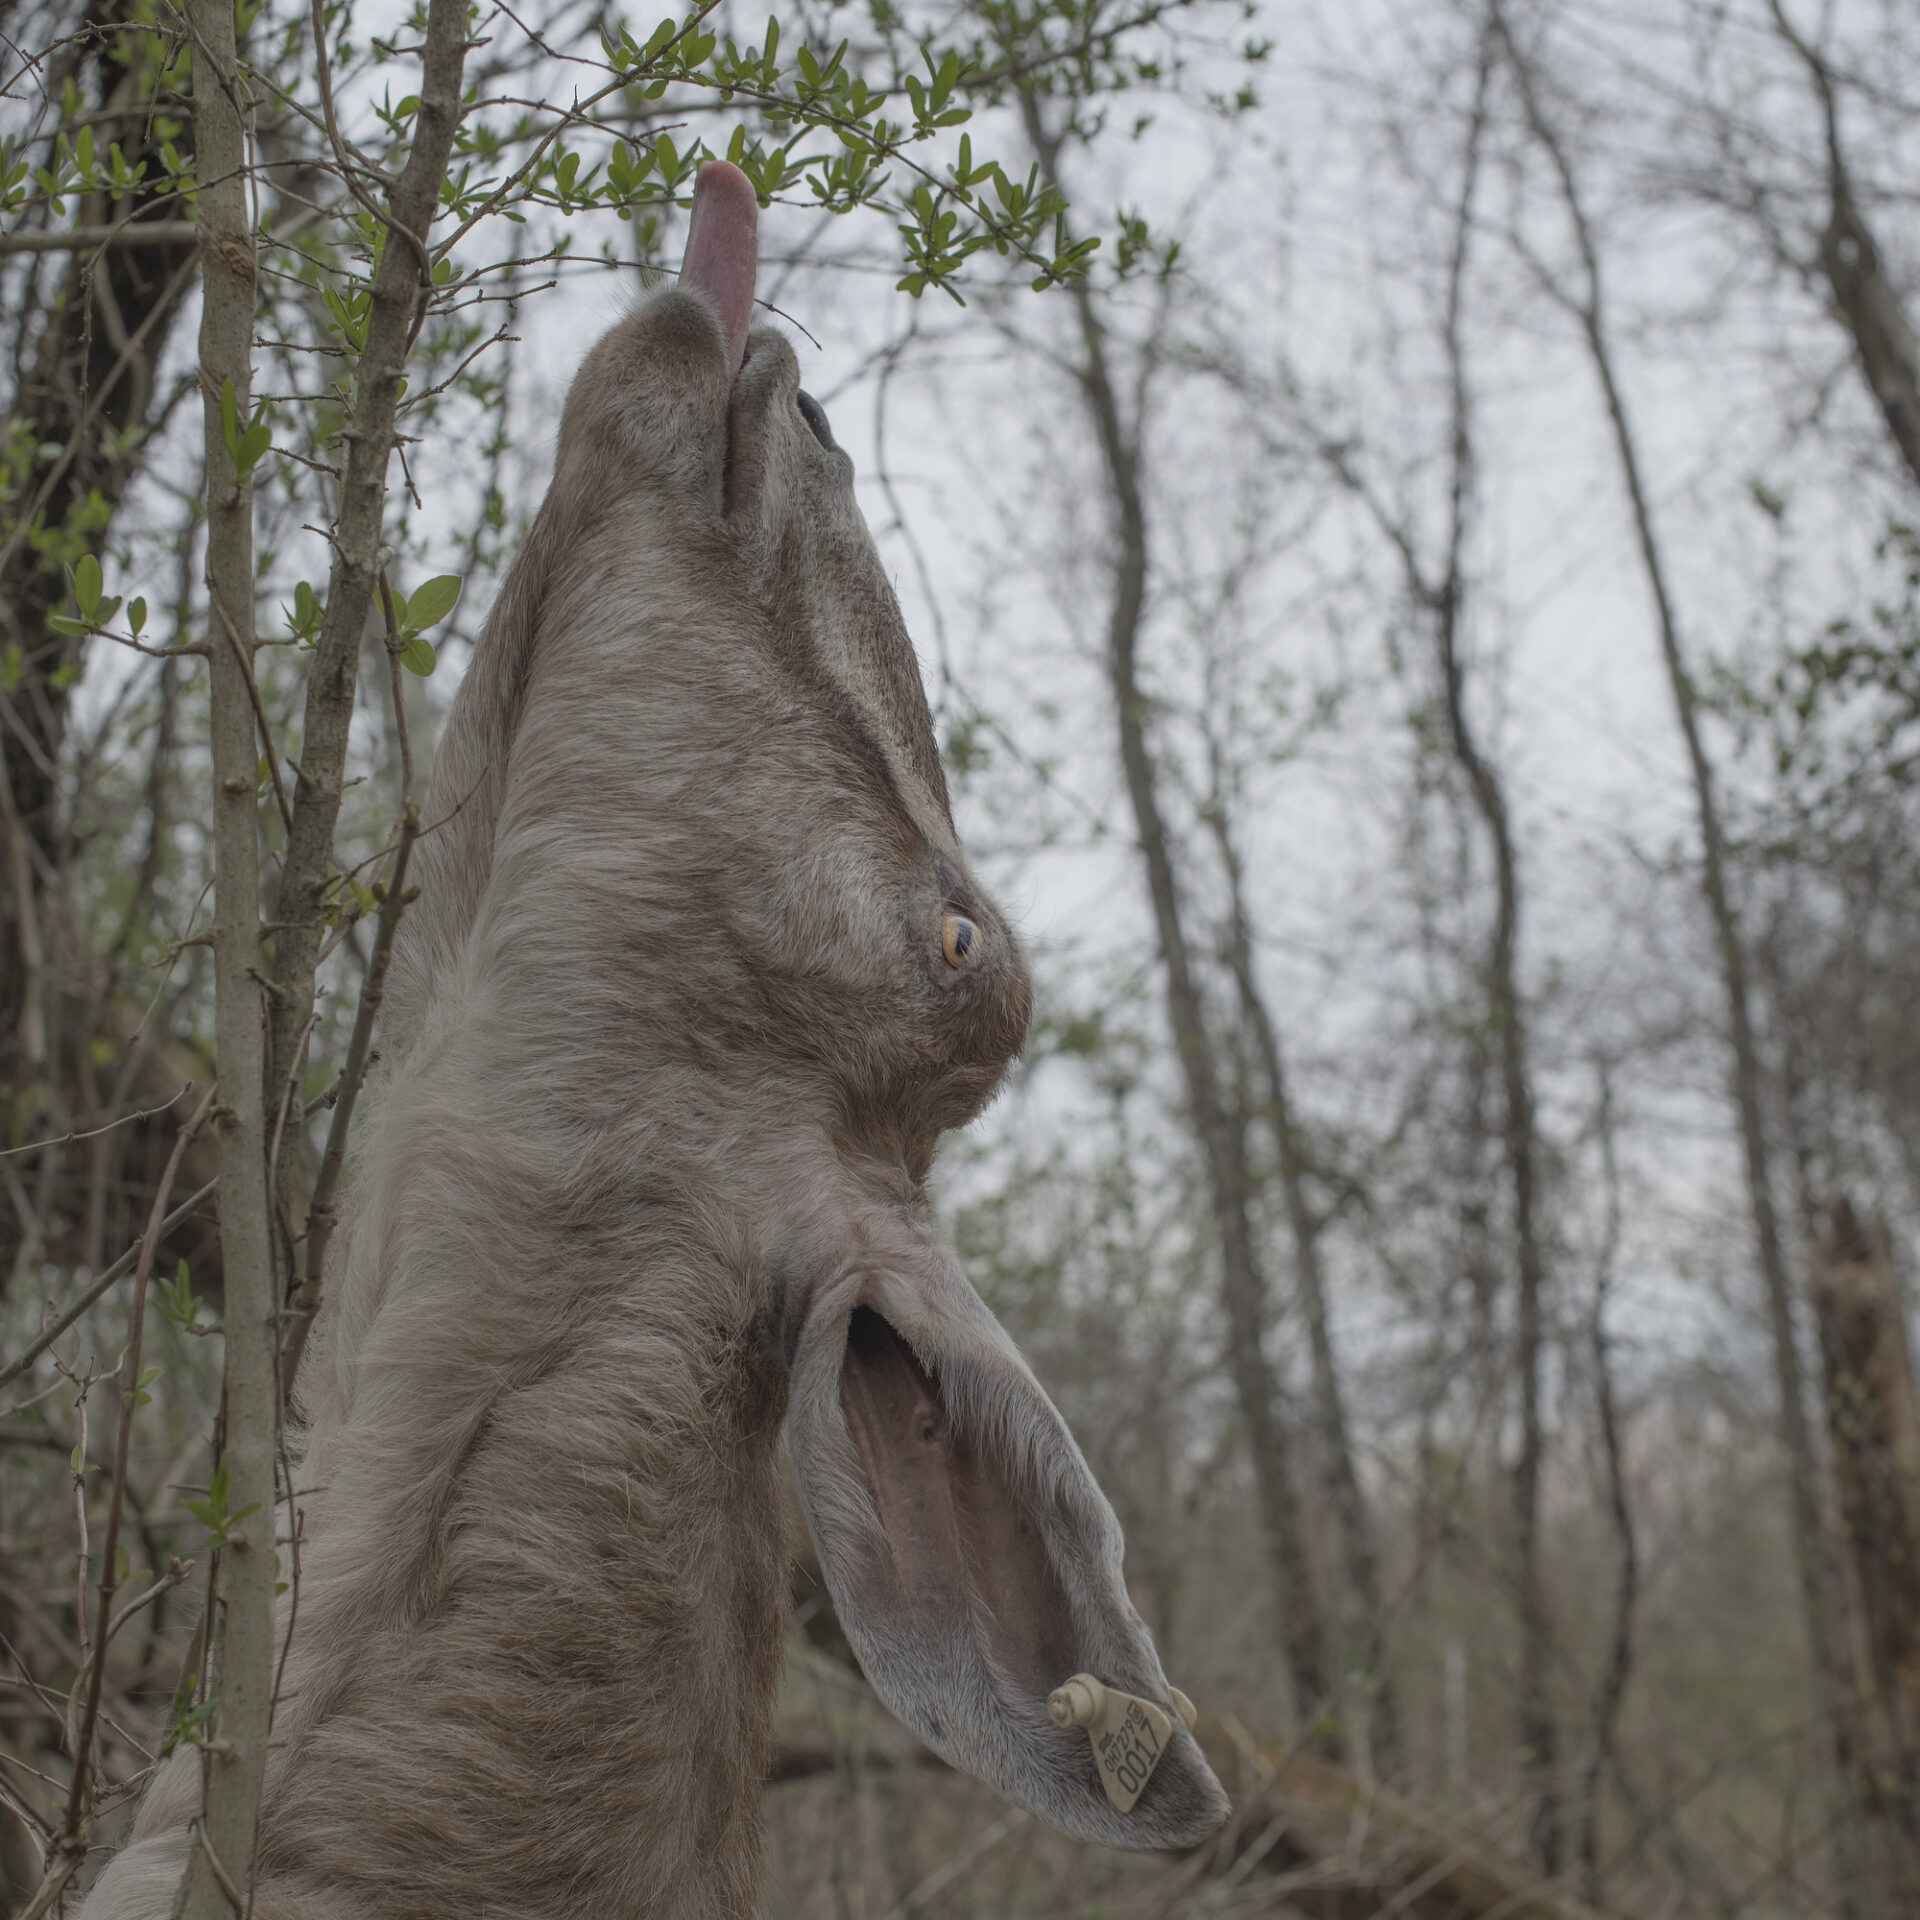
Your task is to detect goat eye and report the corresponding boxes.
[941,913,977,968]
[796,390,835,449]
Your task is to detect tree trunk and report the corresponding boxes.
[1019,99,1335,1738]
[1811,1203,1920,1901]
[1576,1065,1637,1906]
[1429,357,1561,1880]
[1208,783,1402,1777]
[175,8,278,1912]
[1424,41,1561,1864]
[1766,0,1920,492]
[1493,6,1874,1907]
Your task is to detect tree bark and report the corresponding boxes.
[1811,1203,1920,1898]
[1019,99,1334,1738]
[177,6,278,1913]
[1766,0,1920,492]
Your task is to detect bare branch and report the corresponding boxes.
[0,220,200,254]
[62,1086,216,1859]
[0,1176,220,1398]
[1766,0,1920,490]
[0,1085,191,1160]
[263,0,471,1230]
[279,803,418,1401]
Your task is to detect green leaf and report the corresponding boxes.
[403,574,462,632]
[128,595,147,634]
[74,552,101,616]
[399,634,437,677]
[186,1455,262,1546]
[155,1256,202,1331]
[235,422,271,475]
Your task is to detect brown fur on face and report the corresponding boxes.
[87,263,1221,1920]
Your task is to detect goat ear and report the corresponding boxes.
[786,1243,1230,1849]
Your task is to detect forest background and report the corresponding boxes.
[2,0,1918,1916]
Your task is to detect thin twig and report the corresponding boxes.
[0,1176,219,1396]
[105,1556,193,1647]
[0,248,200,580]
[62,1084,217,1851]
[306,0,432,287]
[0,1085,192,1158]
[375,567,415,807]
[279,801,419,1400]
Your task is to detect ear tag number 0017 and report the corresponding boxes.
[1047,1673,1184,1813]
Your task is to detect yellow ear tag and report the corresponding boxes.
[1047,1673,1177,1813]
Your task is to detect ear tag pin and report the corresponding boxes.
[1047,1673,1196,1813]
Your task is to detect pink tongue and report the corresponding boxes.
[679,161,758,378]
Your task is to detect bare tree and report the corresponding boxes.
[1492,1,1871,1905]
[1764,0,1920,493]
[1015,95,1338,1742]
[1215,25,1560,1847]
[1201,733,1402,1777]
[1421,39,1561,1867]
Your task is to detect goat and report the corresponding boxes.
[86,160,1228,1920]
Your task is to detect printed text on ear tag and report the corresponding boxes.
[1046,1673,1176,1813]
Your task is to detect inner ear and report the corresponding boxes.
[839,1306,1075,1694]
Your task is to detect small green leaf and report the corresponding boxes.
[403,574,462,632]
[399,634,436,677]
[154,1255,199,1331]
[74,552,101,616]
[128,596,147,634]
